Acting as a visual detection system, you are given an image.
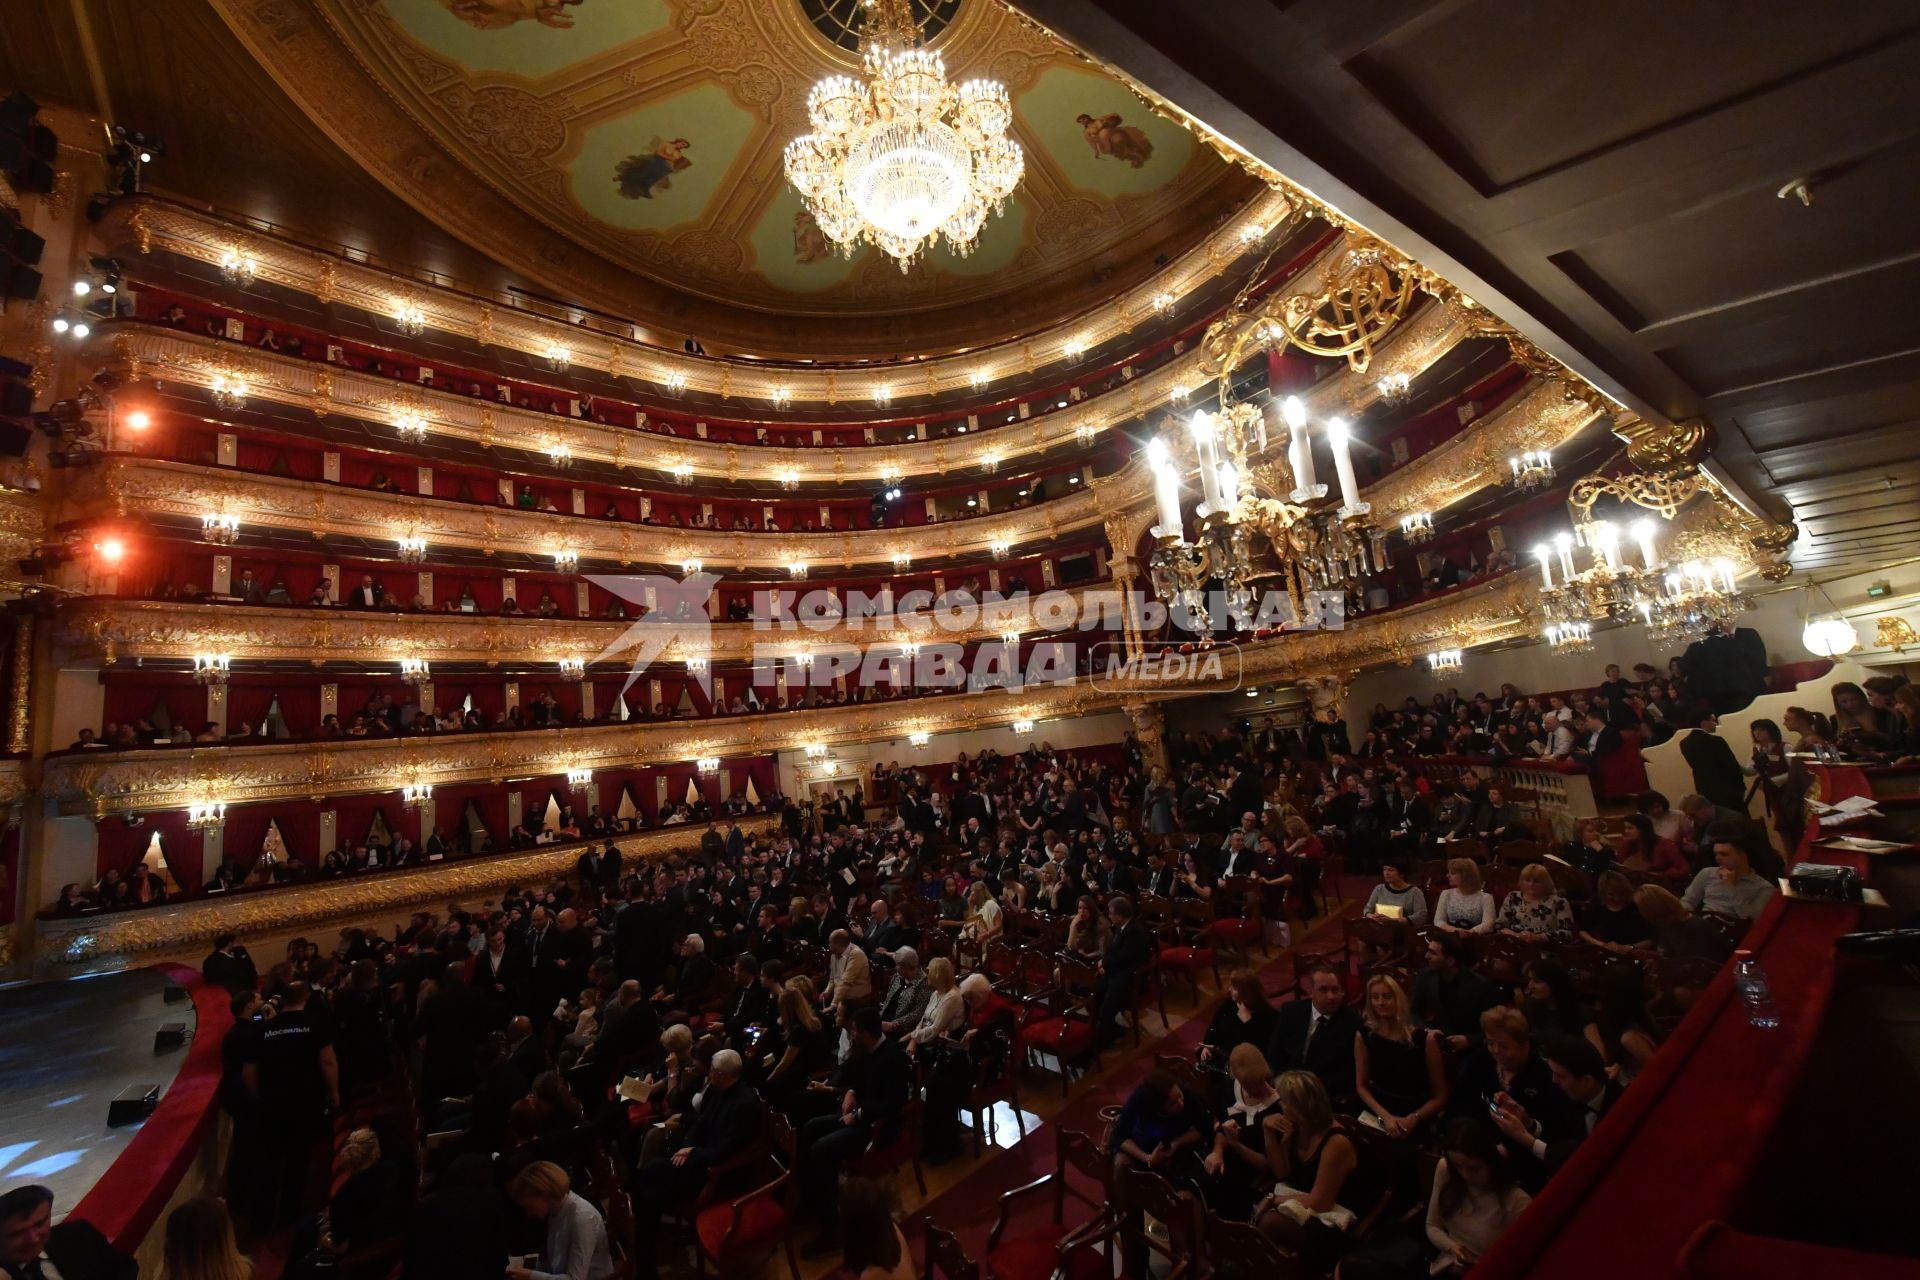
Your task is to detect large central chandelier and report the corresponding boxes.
[1536,516,1750,646]
[784,0,1023,271]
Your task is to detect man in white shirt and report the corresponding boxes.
[825,928,871,1012]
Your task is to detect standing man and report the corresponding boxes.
[236,980,338,1227]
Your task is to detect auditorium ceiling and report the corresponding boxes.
[0,0,1263,356]
[1020,0,1920,572]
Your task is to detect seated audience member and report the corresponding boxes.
[1413,934,1500,1054]
[799,1009,910,1251]
[1495,863,1576,940]
[1254,1070,1381,1271]
[1579,870,1654,951]
[1354,974,1448,1138]
[874,947,930,1038]
[1448,1008,1561,1148]
[921,973,1016,1163]
[1202,1045,1283,1220]
[0,1185,137,1280]
[1363,860,1428,925]
[1268,960,1363,1100]
[1489,1035,1624,1183]
[1518,958,1591,1041]
[1617,813,1689,881]
[504,1162,613,1280]
[1339,1119,1530,1278]
[1634,884,1736,961]
[1562,818,1616,875]
[1586,963,1659,1083]
[905,956,965,1057]
[1113,1067,1212,1179]
[1093,896,1154,1047]
[1681,824,1779,920]
[1431,858,1495,934]
[1470,786,1524,842]
[1201,968,1280,1068]
[629,1049,760,1277]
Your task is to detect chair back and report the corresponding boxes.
[1122,1167,1201,1264]
[1204,1209,1305,1279]
[923,1223,979,1280]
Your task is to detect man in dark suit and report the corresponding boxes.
[202,932,258,994]
[1267,959,1363,1099]
[1141,849,1178,899]
[1490,1035,1622,1189]
[346,573,385,609]
[1571,711,1624,766]
[859,898,911,958]
[471,927,525,1002]
[1093,897,1154,1047]
[1681,717,1749,812]
[799,1009,910,1251]
[1412,934,1500,1053]
[630,1050,762,1278]
[0,1186,136,1280]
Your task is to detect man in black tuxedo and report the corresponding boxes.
[1093,897,1153,1047]
[471,926,525,1002]
[202,932,258,994]
[346,573,385,609]
[1141,848,1178,899]
[1267,959,1363,1099]
[0,1186,136,1280]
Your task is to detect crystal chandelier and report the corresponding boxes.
[201,511,239,545]
[1427,650,1464,678]
[1544,621,1593,655]
[1399,512,1434,544]
[1144,396,1383,629]
[402,782,434,811]
[193,653,230,685]
[1376,371,1413,406]
[187,801,227,832]
[1536,519,1661,630]
[399,658,431,687]
[1638,559,1750,644]
[784,0,1023,271]
[1510,450,1555,491]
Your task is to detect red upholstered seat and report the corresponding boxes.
[850,1130,915,1177]
[695,1193,787,1259]
[1018,1017,1094,1057]
[986,1224,1108,1280]
[1158,945,1216,971]
[1211,918,1259,942]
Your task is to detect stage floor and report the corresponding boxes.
[0,969,196,1221]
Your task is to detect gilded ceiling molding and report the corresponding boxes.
[66,456,1119,572]
[53,585,1122,668]
[31,817,779,976]
[95,178,1288,385]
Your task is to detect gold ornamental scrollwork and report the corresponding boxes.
[1268,237,1426,374]
[1566,469,1705,522]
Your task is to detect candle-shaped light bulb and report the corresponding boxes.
[1281,396,1318,499]
[1554,531,1576,582]
[1592,521,1621,572]
[1533,544,1554,590]
[1189,411,1225,511]
[1716,560,1737,592]
[1328,416,1361,512]
[1217,461,1240,508]
[1146,437,1184,539]
[1630,518,1658,571]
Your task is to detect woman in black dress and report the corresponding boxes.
[1353,973,1447,1139]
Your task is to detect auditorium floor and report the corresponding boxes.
[760,883,1367,1279]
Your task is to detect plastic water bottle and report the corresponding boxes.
[1733,950,1780,1029]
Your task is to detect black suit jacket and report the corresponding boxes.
[472,946,526,995]
[862,918,911,955]
[1102,921,1153,980]
[202,946,258,994]
[850,1036,912,1144]
[46,1218,138,1280]
[1267,1000,1362,1099]
[686,1080,762,1165]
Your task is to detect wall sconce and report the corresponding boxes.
[566,768,593,789]
[770,386,792,409]
[804,743,828,759]
[394,410,429,443]
[400,658,431,685]
[557,657,586,680]
[395,301,426,337]
[187,801,227,831]
[989,539,1010,560]
[695,756,720,774]
[681,557,703,576]
[777,468,799,489]
[553,547,579,572]
[402,782,434,809]
[543,343,572,372]
[1062,339,1085,365]
[670,463,694,483]
[685,655,710,676]
[787,560,809,579]
[209,375,248,411]
[1150,290,1175,314]
[662,370,688,397]
[547,442,573,470]
[891,552,912,570]
[969,369,990,391]
[397,534,428,563]
[872,385,893,407]
[1011,719,1034,735]
[192,653,230,685]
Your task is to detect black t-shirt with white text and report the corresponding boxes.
[244,1007,334,1106]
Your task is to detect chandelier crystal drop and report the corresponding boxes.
[785,0,1023,271]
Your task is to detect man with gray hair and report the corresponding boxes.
[653,932,716,1025]
[630,1045,761,1278]
[875,946,929,1038]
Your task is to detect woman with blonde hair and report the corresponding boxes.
[1495,863,1576,940]
[505,1162,614,1280]
[1354,974,1447,1138]
[963,880,1003,944]
[1431,857,1494,934]
[764,978,833,1113]
[908,955,965,1053]
[1256,1070,1380,1267]
[1202,1044,1283,1219]
[161,1197,250,1280]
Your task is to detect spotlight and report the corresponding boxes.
[95,536,126,563]
[73,280,91,296]
[72,322,90,339]
[125,410,151,431]
[51,316,69,333]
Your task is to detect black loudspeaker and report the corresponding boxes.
[107,1084,160,1127]
[163,985,189,1004]
[154,1022,186,1053]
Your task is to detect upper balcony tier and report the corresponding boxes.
[99,185,1295,384]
